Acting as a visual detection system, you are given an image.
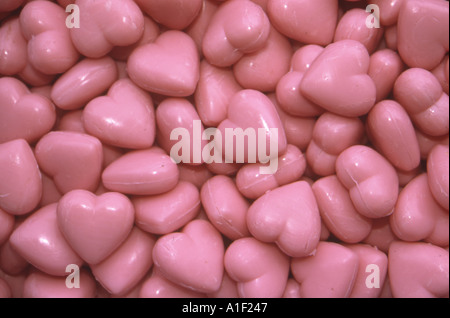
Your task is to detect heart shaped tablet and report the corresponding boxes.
[0,17,27,76]
[247,181,321,257]
[152,219,224,293]
[83,78,156,149]
[128,30,200,97]
[300,40,376,117]
[0,139,42,215]
[35,131,103,194]
[224,237,290,298]
[0,77,56,144]
[427,145,449,210]
[57,190,135,265]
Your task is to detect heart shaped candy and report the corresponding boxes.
[35,131,103,194]
[0,77,56,144]
[83,78,156,149]
[152,219,224,293]
[57,190,135,265]
[427,145,449,210]
[300,40,377,117]
[128,30,200,97]
[70,0,144,58]
[0,17,27,76]
[0,139,42,215]
[224,237,290,298]
[247,181,321,257]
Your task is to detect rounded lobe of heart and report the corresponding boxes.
[0,208,14,246]
[217,89,287,163]
[128,30,199,97]
[336,145,399,219]
[139,268,206,298]
[19,1,79,74]
[233,27,292,92]
[313,176,373,244]
[236,144,306,200]
[51,57,118,111]
[291,44,324,73]
[0,18,27,76]
[18,61,55,87]
[397,0,449,70]
[152,219,224,293]
[35,131,103,194]
[427,145,449,210]
[291,241,359,298]
[367,100,421,172]
[390,174,449,247]
[267,0,338,45]
[23,269,96,298]
[307,112,364,177]
[334,8,384,54]
[91,227,156,296]
[247,181,321,257]
[362,217,399,254]
[283,278,301,298]
[415,129,449,160]
[133,181,200,235]
[346,244,388,298]
[224,237,290,298]
[57,190,135,265]
[388,241,449,298]
[394,67,449,137]
[201,175,250,240]
[207,272,239,299]
[0,139,42,215]
[135,0,203,30]
[202,0,271,67]
[9,203,83,276]
[0,77,56,144]
[83,78,155,149]
[195,60,242,127]
[178,164,214,190]
[70,0,144,58]
[300,40,377,117]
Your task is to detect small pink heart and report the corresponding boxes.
[57,189,135,265]
[389,241,449,298]
[224,237,290,298]
[128,30,200,97]
[0,77,56,144]
[152,219,224,293]
[247,181,321,257]
[70,0,144,58]
[291,242,359,298]
[300,40,376,117]
[83,78,156,149]
[35,131,103,194]
[398,0,449,70]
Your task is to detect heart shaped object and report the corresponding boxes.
[83,78,156,149]
[389,241,449,298]
[0,139,42,215]
[224,237,290,298]
[133,181,200,235]
[247,181,321,257]
[0,17,27,75]
[300,40,377,117]
[70,0,144,58]
[9,203,83,276]
[291,241,359,298]
[202,0,271,67]
[19,1,79,74]
[0,77,56,144]
[397,0,449,70]
[217,89,287,164]
[152,219,224,293]
[135,0,202,30]
[91,227,156,296]
[57,189,135,265]
[427,145,449,210]
[390,174,448,247]
[128,30,199,97]
[35,131,103,194]
[0,208,14,246]
[267,0,338,45]
[102,147,179,196]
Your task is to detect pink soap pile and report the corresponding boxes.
[0,0,449,298]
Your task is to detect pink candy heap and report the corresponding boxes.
[0,0,449,298]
